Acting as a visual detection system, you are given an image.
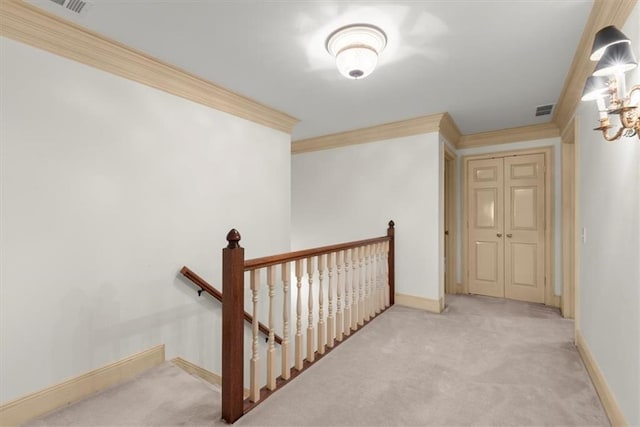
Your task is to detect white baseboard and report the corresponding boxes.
[0,344,165,426]
[395,293,444,313]
[576,331,627,426]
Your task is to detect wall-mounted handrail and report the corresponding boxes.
[179,266,283,345]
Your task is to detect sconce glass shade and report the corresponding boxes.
[326,24,387,79]
[581,76,610,101]
[590,25,631,61]
[592,42,638,76]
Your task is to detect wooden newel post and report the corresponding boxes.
[222,229,244,424]
[387,220,395,306]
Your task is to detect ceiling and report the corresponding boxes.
[27,0,594,141]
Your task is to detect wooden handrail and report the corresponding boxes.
[180,266,283,345]
[244,235,391,271]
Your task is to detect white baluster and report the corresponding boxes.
[343,248,351,336]
[307,257,315,362]
[327,252,336,347]
[351,246,359,331]
[281,262,291,380]
[250,269,260,402]
[373,243,382,316]
[336,250,344,342]
[372,243,378,316]
[377,243,384,313]
[371,244,377,316]
[295,259,303,370]
[370,244,376,318]
[365,245,372,322]
[266,266,276,390]
[378,246,384,312]
[317,254,326,354]
[358,246,365,326]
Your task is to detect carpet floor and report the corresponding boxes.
[27,294,609,426]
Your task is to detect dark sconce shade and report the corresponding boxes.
[592,42,638,76]
[581,76,610,101]
[590,25,631,61]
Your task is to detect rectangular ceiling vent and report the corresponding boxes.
[535,104,554,117]
[47,0,92,16]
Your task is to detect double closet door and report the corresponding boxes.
[467,153,545,303]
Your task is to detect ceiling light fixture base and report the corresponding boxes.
[326,24,387,80]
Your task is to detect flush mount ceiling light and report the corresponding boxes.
[326,24,387,80]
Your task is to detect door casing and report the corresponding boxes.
[444,146,458,294]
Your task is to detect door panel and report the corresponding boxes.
[475,241,498,282]
[510,243,537,286]
[504,154,545,303]
[468,158,504,298]
[511,187,537,229]
[475,188,498,228]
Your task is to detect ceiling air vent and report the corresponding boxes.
[47,0,92,16]
[535,104,554,117]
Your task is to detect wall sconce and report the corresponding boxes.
[326,24,387,80]
[581,25,639,141]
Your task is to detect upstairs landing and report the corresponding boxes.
[27,295,608,426]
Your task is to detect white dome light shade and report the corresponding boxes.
[336,47,378,79]
[326,24,387,79]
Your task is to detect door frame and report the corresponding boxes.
[462,146,558,307]
[444,146,458,294]
[561,119,577,319]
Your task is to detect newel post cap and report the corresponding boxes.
[226,229,242,249]
[388,220,395,228]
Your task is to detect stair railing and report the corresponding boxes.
[222,221,395,423]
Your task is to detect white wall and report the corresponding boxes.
[575,4,640,424]
[292,133,441,301]
[0,37,291,403]
[456,137,563,295]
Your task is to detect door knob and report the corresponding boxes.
[506,233,513,238]
[497,233,503,237]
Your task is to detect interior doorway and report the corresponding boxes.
[444,147,457,295]
[463,147,555,305]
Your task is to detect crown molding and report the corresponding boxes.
[553,0,637,133]
[292,113,450,154]
[561,117,577,145]
[457,123,560,149]
[292,115,559,154]
[0,0,298,134]
[439,112,462,147]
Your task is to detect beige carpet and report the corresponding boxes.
[27,294,609,426]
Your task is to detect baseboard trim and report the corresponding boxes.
[171,357,221,387]
[576,331,627,426]
[0,344,165,426]
[395,293,444,313]
[172,357,250,398]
